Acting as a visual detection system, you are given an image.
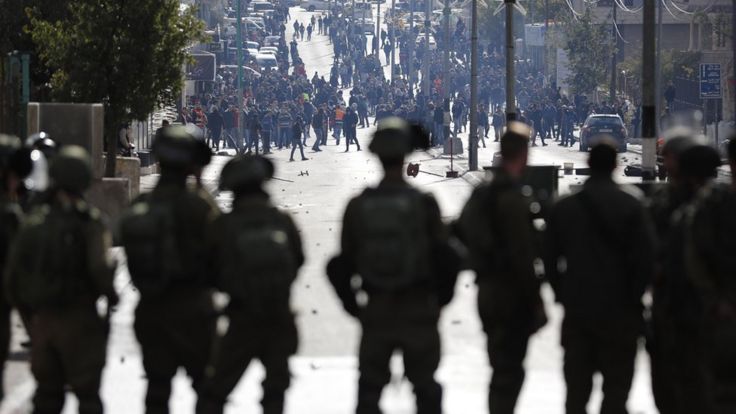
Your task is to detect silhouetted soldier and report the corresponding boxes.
[0,134,31,401]
[328,118,458,414]
[545,142,656,414]
[653,143,723,414]
[456,122,547,414]
[6,146,117,413]
[645,131,697,414]
[119,126,220,413]
[197,156,304,414]
[686,139,736,414]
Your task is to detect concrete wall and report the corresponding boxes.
[27,102,105,178]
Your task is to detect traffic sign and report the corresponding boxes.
[700,63,722,99]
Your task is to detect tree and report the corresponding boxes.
[561,7,612,96]
[28,0,205,176]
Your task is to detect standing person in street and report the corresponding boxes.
[456,122,547,414]
[244,106,262,154]
[333,104,345,144]
[545,142,656,414]
[208,107,224,152]
[343,105,361,152]
[277,108,293,150]
[477,104,489,148]
[0,134,31,402]
[226,104,241,153]
[328,118,459,414]
[311,107,325,152]
[289,117,308,162]
[6,146,117,414]
[492,107,505,142]
[119,126,219,413]
[197,156,304,414]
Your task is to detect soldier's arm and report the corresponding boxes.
[327,199,359,317]
[425,194,461,306]
[3,223,31,307]
[86,217,118,306]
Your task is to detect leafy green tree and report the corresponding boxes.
[561,7,612,96]
[28,0,205,175]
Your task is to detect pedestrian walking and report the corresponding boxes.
[119,126,220,413]
[197,156,304,414]
[343,105,361,152]
[6,146,117,414]
[289,117,308,161]
[456,122,547,414]
[328,118,460,414]
[545,142,656,414]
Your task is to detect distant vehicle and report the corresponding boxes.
[264,35,282,47]
[247,48,260,57]
[245,41,260,50]
[302,0,332,11]
[359,20,376,34]
[218,65,262,78]
[259,46,278,55]
[256,53,278,71]
[251,1,275,12]
[246,16,266,27]
[580,114,627,152]
[416,35,437,50]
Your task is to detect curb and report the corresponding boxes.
[425,148,485,187]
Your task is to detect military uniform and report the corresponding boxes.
[545,176,655,414]
[197,156,304,414]
[685,182,736,414]
[456,169,546,414]
[329,118,458,414]
[120,127,219,413]
[0,134,31,401]
[5,146,116,414]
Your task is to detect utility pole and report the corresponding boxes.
[236,0,244,154]
[422,0,431,95]
[409,0,415,90]
[469,0,479,170]
[610,2,617,101]
[505,0,517,121]
[442,1,450,100]
[377,0,381,56]
[391,0,396,81]
[733,0,735,122]
[544,0,549,78]
[642,0,657,179]
[655,0,663,113]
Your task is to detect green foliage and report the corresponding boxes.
[619,50,701,101]
[561,7,612,96]
[27,0,205,170]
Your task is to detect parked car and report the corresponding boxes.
[251,1,275,12]
[245,41,260,50]
[302,0,332,11]
[258,47,278,56]
[263,35,282,47]
[256,53,278,71]
[359,20,375,34]
[579,114,628,152]
[416,35,437,50]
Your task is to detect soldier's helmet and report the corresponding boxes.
[220,155,274,193]
[369,117,413,159]
[0,134,33,179]
[679,144,721,180]
[25,132,58,159]
[49,145,92,194]
[152,125,212,170]
[24,132,58,192]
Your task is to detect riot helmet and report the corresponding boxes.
[152,125,212,171]
[220,155,274,194]
[48,145,92,194]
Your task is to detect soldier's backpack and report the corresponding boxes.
[15,206,90,309]
[355,189,427,291]
[119,195,184,297]
[220,210,296,314]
